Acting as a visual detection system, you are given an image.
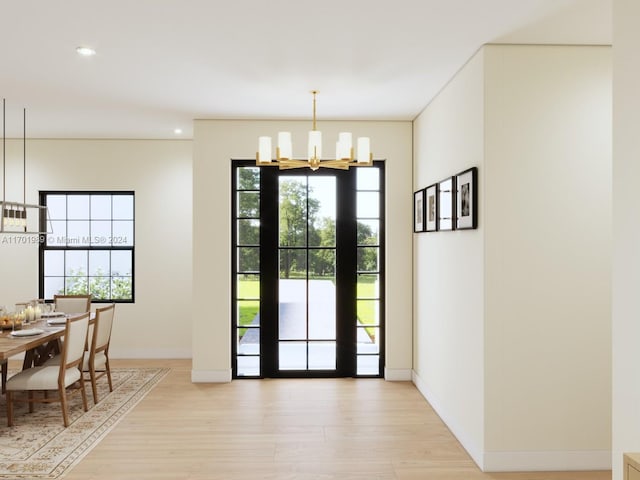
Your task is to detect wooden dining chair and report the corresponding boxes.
[5,312,90,427]
[48,295,91,360]
[53,294,92,314]
[84,304,115,403]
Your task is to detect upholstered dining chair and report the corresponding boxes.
[49,295,91,360]
[45,304,116,404]
[84,303,115,403]
[5,312,90,427]
[53,294,91,314]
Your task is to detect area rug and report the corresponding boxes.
[0,368,169,479]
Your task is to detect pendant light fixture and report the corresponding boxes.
[257,91,373,171]
[1,98,51,234]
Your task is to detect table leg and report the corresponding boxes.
[22,349,36,370]
[1,361,7,394]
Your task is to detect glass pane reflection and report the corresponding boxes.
[237,356,260,377]
[357,327,379,354]
[357,219,379,246]
[357,355,379,376]
[279,342,306,370]
[238,247,260,272]
[238,192,260,218]
[308,176,336,248]
[90,195,111,219]
[237,167,260,190]
[357,191,379,218]
[309,342,336,370]
[67,195,89,220]
[279,177,308,247]
[357,299,379,327]
[279,249,306,279]
[237,219,260,246]
[357,168,379,190]
[357,247,378,272]
[112,195,134,220]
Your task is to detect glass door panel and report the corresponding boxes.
[278,175,337,373]
[309,342,337,370]
[356,168,382,375]
[233,167,261,377]
[308,250,336,340]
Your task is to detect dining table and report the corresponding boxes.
[0,312,94,393]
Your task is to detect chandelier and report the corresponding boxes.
[257,91,373,171]
[1,98,50,234]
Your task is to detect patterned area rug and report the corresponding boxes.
[0,368,169,479]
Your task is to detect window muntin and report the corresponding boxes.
[39,191,134,303]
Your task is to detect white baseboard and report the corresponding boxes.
[191,369,232,383]
[412,370,485,470]
[110,348,192,359]
[384,367,412,381]
[412,370,611,472]
[482,450,611,472]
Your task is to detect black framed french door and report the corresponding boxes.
[232,160,384,379]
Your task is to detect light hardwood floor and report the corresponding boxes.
[60,359,610,480]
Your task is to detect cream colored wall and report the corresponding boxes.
[483,44,611,471]
[412,49,486,467]
[413,44,611,472]
[191,120,413,382]
[612,0,640,478]
[0,139,193,358]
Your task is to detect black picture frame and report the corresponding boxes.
[413,189,425,233]
[425,183,438,232]
[455,167,478,230]
[438,177,455,231]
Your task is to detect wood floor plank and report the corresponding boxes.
[57,359,610,480]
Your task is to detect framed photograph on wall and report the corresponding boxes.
[413,189,425,232]
[455,167,478,230]
[425,183,438,232]
[438,177,455,231]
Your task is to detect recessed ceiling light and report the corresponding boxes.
[173,128,183,135]
[76,46,96,57]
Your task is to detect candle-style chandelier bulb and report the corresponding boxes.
[256,91,373,171]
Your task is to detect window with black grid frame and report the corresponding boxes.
[38,191,135,303]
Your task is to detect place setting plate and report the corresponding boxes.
[10,328,45,337]
[47,317,68,325]
[41,311,66,318]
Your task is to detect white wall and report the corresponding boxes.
[192,120,413,382]
[0,139,193,359]
[483,44,611,471]
[413,44,611,472]
[413,49,486,466]
[612,0,640,478]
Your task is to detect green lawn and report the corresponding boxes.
[237,280,259,339]
[356,276,379,340]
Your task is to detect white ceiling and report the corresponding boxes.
[0,0,611,139]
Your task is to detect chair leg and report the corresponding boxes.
[105,357,113,392]
[79,379,89,412]
[60,388,69,427]
[90,366,99,404]
[6,391,13,427]
[28,391,35,413]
